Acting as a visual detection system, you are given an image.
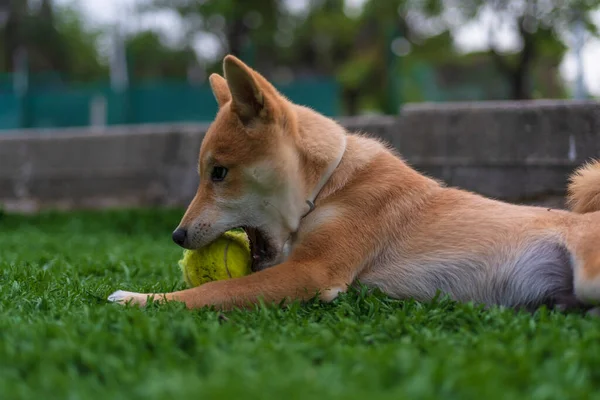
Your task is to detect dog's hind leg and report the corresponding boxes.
[570,229,600,313]
[566,161,600,315]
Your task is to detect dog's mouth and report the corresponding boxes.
[242,226,278,272]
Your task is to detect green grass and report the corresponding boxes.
[1,208,600,400]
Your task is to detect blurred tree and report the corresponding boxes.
[1,0,28,72]
[281,0,364,113]
[4,0,70,75]
[0,0,106,82]
[141,0,599,112]
[148,0,372,113]
[283,0,359,73]
[125,30,198,80]
[149,0,280,71]
[53,5,107,82]
[418,0,599,99]
[147,0,408,114]
[338,0,409,113]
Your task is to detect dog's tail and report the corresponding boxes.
[567,160,600,213]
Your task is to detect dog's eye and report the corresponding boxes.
[211,166,228,182]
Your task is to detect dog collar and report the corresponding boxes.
[302,134,347,218]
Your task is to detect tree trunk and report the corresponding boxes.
[2,0,30,72]
[511,69,530,100]
[488,16,536,101]
[226,19,247,57]
[511,18,535,100]
[343,88,360,116]
[3,8,18,71]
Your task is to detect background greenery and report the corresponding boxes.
[1,0,598,117]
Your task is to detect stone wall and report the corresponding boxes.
[1,100,599,212]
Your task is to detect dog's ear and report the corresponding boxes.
[223,55,273,125]
[209,73,231,108]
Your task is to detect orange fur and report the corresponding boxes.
[567,160,600,214]
[108,55,600,313]
[208,74,231,107]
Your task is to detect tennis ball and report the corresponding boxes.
[178,229,252,287]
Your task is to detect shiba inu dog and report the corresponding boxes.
[109,55,600,314]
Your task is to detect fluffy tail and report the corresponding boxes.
[567,160,600,214]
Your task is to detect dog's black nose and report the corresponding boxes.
[172,228,187,246]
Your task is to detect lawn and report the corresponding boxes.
[1,208,600,400]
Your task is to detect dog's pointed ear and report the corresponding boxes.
[223,55,271,125]
[209,73,231,108]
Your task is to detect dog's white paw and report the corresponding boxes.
[108,290,146,306]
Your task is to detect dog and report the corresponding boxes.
[109,54,600,314]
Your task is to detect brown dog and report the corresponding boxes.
[109,55,600,314]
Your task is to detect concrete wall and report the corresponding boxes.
[1,100,599,212]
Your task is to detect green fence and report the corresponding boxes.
[0,76,341,131]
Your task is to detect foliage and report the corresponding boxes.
[126,31,197,80]
[2,0,599,111]
[53,4,108,82]
[149,0,281,68]
[0,0,107,82]
[414,0,600,99]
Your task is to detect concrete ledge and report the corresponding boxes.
[1,100,599,212]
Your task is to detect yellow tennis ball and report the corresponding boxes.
[178,229,252,287]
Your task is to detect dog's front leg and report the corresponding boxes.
[108,259,349,310]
